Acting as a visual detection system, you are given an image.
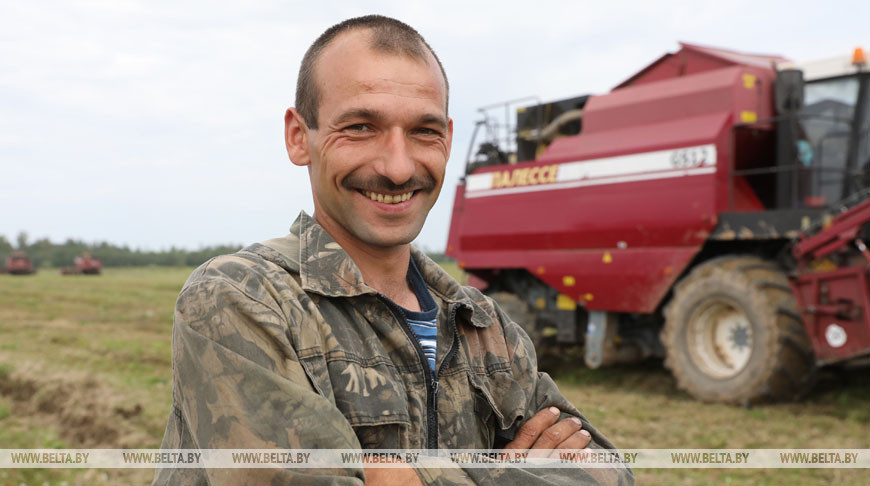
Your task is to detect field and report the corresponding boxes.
[0,266,868,485]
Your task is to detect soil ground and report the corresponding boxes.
[0,266,868,485]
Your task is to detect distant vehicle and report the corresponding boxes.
[5,251,36,275]
[61,253,102,275]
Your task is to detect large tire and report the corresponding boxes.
[661,256,815,405]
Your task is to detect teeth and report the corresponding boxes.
[364,191,414,204]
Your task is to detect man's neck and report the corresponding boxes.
[314,213,420,311]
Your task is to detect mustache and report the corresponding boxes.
[342,173,436,193]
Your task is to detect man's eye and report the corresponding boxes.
[345,123,371,132]
[414,127,442,137]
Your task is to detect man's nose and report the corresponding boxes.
[377,128,415,185]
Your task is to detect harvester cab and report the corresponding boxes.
[447,43,870,404]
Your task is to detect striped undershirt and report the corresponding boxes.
[397,257,438,373]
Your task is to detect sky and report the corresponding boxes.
[1,0,867,252]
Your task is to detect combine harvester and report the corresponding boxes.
[5,251,36,275]
[61,253,102,275]
[447,44,870,404]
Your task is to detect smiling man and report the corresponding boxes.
[286,21,451,310]
[154,15,631,486]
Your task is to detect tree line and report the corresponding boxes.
[0,232,242,269]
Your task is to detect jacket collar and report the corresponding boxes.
[293,211,375,297]
[254,211,492,327]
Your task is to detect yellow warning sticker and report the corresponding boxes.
[556,294,576,310]
[742,73,756,89]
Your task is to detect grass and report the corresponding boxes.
[1,266,869,485]
[551,365,870,484]
[0,267,186,485]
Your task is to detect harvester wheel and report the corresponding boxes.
[661,256,815,405]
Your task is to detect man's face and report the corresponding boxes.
[288,30,452,251]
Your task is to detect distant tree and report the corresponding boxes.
[16,231,28,250]
[28,237,55,268]
[0,233,241,268]
[0,235,12,262]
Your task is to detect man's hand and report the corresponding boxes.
[503,406,592,458]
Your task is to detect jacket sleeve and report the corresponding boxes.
[153,263,365,485]
[457,298,635,486]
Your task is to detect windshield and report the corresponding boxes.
[799,76,863,203]
[856,78,870,186]
[805,77,859,114]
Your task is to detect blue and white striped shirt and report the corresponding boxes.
[398,258,438,373]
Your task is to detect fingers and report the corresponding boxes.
[547,428,593,458]
[502,406,561,450]
[525,417,592,458]
[503,406,594,460]
[531,417,584,450]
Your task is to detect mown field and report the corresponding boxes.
[0,266,868,485]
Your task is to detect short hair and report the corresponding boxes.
[295,15,449,129]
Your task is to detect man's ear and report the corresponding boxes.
[285,108,311,167]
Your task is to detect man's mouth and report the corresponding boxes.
[363,190,415,204]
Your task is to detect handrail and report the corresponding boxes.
[464,96,544,174]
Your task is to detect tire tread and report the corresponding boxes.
[661,255,815,405]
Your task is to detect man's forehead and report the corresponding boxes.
[353,76,442,100]
[314,29,446,104]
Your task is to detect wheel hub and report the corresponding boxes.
[687,300,753,379]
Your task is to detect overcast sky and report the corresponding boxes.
[1,0,867,251]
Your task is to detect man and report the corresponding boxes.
[155,15,632,485]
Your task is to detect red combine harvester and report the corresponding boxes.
[5,251,36,275]
[61,253,102,275]
[447,43,870,404]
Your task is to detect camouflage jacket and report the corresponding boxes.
[155,212,633,485]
